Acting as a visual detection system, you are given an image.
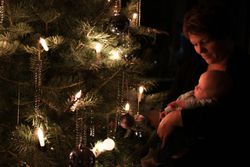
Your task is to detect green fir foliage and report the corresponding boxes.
[0,0,161,166]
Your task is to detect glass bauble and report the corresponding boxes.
[109,13,129,35]
[69,145,95,167]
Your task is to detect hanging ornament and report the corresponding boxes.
[89,108,95,137]
[109,13,130,35]
[134,113,146,138]
[130,0,141,27]
[120,34,136,61]
[108,0,129,35]
[69,102,96,166]
[0,0,4,25]
[137,0,141,27]
[69,144,95,167]
[123,52,135,62]
[120,113,134,130]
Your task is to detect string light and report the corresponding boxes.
[37,127,45,147]
[124,102,130,113]
[137,85,144,115]
[94,42,102,58]
[131,13,138,27]
[113,0,121,15]
[39,37,49,51]
[71,90,82,112]
[91,138,115,157]
[74,90,82,101]
[130,0,141,27]
[94,42,102,54]
[103,138,115,151]
[138,85,144,103]
[110,50,121,60]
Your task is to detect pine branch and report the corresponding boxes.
[94,67,122,94]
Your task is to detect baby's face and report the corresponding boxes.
[194,73,215,100]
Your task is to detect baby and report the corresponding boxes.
[161,70,232,118]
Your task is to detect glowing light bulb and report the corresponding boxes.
[124,103,130,112]
[138,86,144,103]
[103,138,115,151]
[139,86,144,94]
[74,90,82,101]
[37,128,45,147]
[95,43,102,54]
[39,37,49,51]
[110,50,121,60]
[132,13,138,19]
[91,138,115,157]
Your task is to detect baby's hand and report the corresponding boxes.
[160,110,168,119]
[168,101,178,109]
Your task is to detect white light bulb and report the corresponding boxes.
[74,90,82,101]
[37,128,45,147]
[110,50,120,60]
[103,138,115,151]
[95,43,102,54]
[39,37,49,51]
[139,86,144,94]
[125,103,130,112]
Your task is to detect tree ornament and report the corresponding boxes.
[109,13,130,35]
[120,113,135,130]
[130,0,141,27]
[0,0,4,25]
[123,53,135,61]
[108,0,129,35]
[134,113,146,138]
[69,144,95,167]
[69,101,96,166]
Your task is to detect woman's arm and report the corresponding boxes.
[157,109,183,148]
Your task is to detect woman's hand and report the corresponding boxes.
[157,110,183,148]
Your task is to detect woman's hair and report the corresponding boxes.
[183,4,233,40]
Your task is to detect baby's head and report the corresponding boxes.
[194,70,232,100]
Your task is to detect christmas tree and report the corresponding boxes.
[0,0,169,166]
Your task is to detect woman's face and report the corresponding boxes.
[188,33,229,65]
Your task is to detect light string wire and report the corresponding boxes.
[17,83,20,125]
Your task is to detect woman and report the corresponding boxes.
[157,4,248,166]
